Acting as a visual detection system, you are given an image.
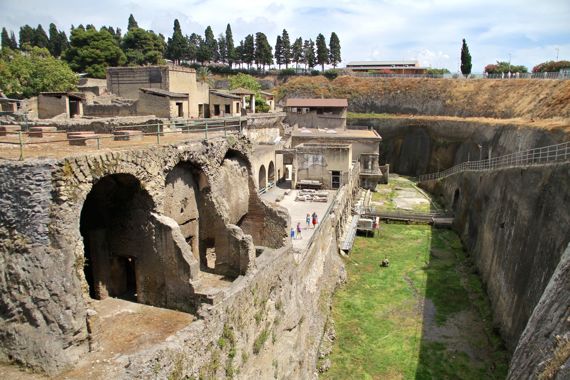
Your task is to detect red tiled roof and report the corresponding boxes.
[285,98,348,108]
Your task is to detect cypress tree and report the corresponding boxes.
[460,38,472,76]
[274,35,283,69]
[303,39,316,70]
[10,31,18,49]
[218,34,227,63]
[225,24,236,67]
[316,33,329,71]
[292,37,303,71]
[204,26,217,63]
[329,32,341,68]
[48,23,60,56]
[166,19,187,64]
[281,29,291,69]
[254,32,272,71]
[127,14,139,31]
[243,34,254,69]
[1,28,10,49]
[19,25,34,48]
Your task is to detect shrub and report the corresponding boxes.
[323,69,339,80]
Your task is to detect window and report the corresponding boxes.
[331,171,341,189]
[225,104,231,114]
[214,104,220,116]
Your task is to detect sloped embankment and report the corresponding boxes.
[277,76,570,119]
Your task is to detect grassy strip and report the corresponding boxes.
[323,224,508,379]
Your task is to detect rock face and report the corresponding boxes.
[277,76,570,119]
[349,117,570,176]
[421,164,570,352]
[508,243,570,380]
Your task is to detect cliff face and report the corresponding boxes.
[277,76,570,119]
[348,117,570,176]
[421,164,570,353]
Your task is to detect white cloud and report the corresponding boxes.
[1,0,569,72]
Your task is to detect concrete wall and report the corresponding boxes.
[107,66,168,100]
[421,163,570,352]
[38,94,68,119]
[168,67,198,118]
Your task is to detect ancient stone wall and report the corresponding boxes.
[0,136,293,374]
[349,117,570,176]
[83,103,137,117]
[421,164,570,351]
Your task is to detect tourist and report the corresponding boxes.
[290,227,295,240]
[296,222,303,239]
[312,212,318,228]
[306,213,311,229]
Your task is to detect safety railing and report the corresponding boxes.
[418,141,570,182]
[0,122,242,161]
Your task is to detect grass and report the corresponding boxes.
[348,111,394,119]
[322,224,508,379]
[371,175,434,213]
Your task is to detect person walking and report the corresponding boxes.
[312,212,318,229]
[305,213,311,229]
[290,227,295,240]
[296,222,303,239]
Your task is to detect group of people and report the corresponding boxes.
[291,212,319,240]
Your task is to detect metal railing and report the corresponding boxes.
[0,121,242,161]
[351,71,570,80]
[418,141,570,182]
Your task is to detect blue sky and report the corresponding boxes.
[1,0,569,72]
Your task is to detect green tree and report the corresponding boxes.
[122,27,166,65]
[225,24,236,67]
[187,33,201,63]
[166,19,187,64]
[47,23,68,57]
[196,66,213,86]
[484,61,528,74]
[243,34,255,69]
[254,32,272,70]
[281,29,291,69]
[218,34,227,63]
[200,25,217,63]
[9,31,18,49]
[329,32,341,68]
[1,28,10,50]
[32,25,49,49]
[532,60,570,73]
[460,38,472,76]
[0,46,77,98]
[316,33,329,71]
[229,72,261,94]
[64,26,126,78]
[303,39,316,71]
[292,37,303,70]
[426,68,451,75]
[127,14,138,31]
[274,35,283,69]
[19,25,34,48]
[235,40,244,68]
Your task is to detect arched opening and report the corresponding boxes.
[452,188,460,212]
[80,174,154,301]
[268,161,275,185]
[258,164,267,190]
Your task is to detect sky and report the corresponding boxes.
[1,0,569,72]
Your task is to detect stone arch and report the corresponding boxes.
[268,161,275,184]
[259,164,267,189]
[80,173,154,302]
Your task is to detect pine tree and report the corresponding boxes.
[1,28,10,50]
[218,34,227,63]
[460,38,472,76]
[203,26,217,63]
[281,29,291,69]
[225,24,236,68]
[127,14,139,31]
[274,35,283,69]
[243,34,255,69]
[48,23,60,56]
[303,39,316,71]
[9,31,18,49]
[329,32,341,68]
[166,19,187,64]
[316,33,329,71]
[292,37,303,71]
[254,32,272,71]
[19,25,34,48]
[187,33,201,62]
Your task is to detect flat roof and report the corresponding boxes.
[140,88,188,98]
[347,60,419,66]
[292,128,381,141]
[285,98,348,108]
[210,90,241,100]
[230,87,256,95]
